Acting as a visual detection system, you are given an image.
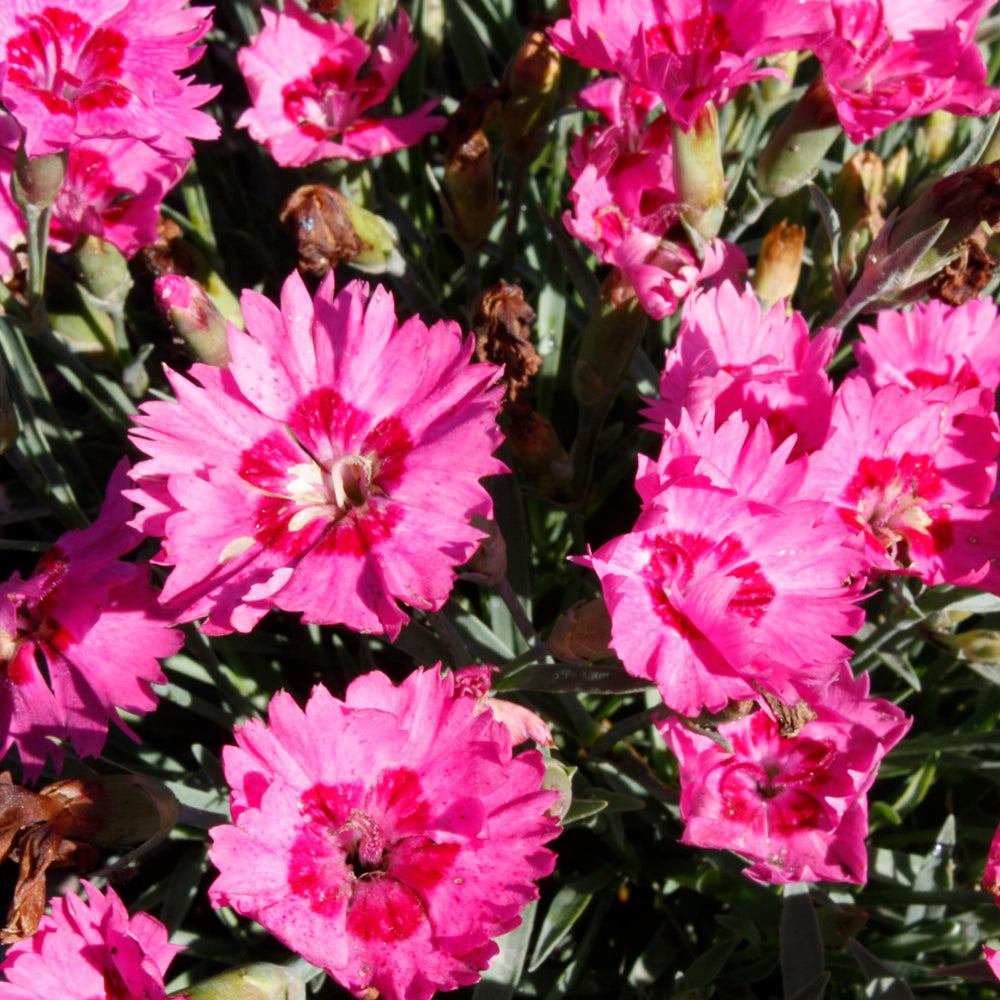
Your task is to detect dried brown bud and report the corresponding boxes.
[279,184,366,276]
[928,225,997,305]
[549,599,613,662]
[758,690,817,738]
[505,398,572,491]
[459,515,507,586]
[471,280,541,401]
[138,217,194,278]
[753,219,805,308]
[501,27,561,162]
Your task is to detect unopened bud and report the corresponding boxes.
[333,0,398,36]
[505,399,572,491]
[759,50,799,103]
[937,628,1000,665]
[459,515,507,586]
[753,219,805,308]
[832,151,885,285]
[541,757,574,822]
[442,128,497,249]
[176,962,306,1000]
[572,269,647,407]
[884,147,909,209]
[12,143,67,209]
[549,599,613,662]
[76,234,132,310]
[919,110,957,165]
[42,773,179,848]
[757,78,842,198]
[501,27,561,163]
[155,273,232,367]
[671,102,724,241]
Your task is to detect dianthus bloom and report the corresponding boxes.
[646,282,840,454]
[565,79,744,319]
[585,480,866,717]
[854,298,1000,396]
[236,4,444,166]
[811,0,1000,143]
[660,667,911,884]
[209,667,560,1000]
[0,880,183,1000]
[0,0,220,159]
[0,112,185,262]
[0,460,183,781]
[550,0,832,130]
[128,270,505,637]
[803,377,1000,589]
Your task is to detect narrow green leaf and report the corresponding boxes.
[781,885,825,1000]
[529,885,595,971]
[472,900,537,1000]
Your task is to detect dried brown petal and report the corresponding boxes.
[758,690,817,739]
[928,226,998,305]
[308,0,341,11]
[137,216,194,278]
[279,184,367,277]
[471,280,540,401]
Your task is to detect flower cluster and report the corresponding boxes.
[585,285,1000,882]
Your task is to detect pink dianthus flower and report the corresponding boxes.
[128,270,505,638]
[645,282,840,455]
[550,0,832,130]
[0,111,185,260]
[0,460,183,781]
[565,79,744,319]
[208,666,560,1000]
[660,666,911,884]
[854,298,1000,396]
[0,0,220,159]
[236,5,444,166]
[584,480,866,717]
[803,377,1000,589]
[0,880,183,1000]
[811,0,1000,144]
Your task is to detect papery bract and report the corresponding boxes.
[208,666,559,1000]
[550,0,832,130]
[812,0,1000,143]
[646,282,840,454]
[584,481,865,716]
[660,667,911,884]
[236,4,444,166]
[0,460,182,781]
[128,270,505,638]
[0,0,220,159]
[854,298,1000,396]
[803,377,1000,589]
[0,880,182,1000]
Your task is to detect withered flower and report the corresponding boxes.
[471,279,541,401]
[279,184,366,276]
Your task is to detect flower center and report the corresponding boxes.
[339,808,388,877]
[283,451,381,532]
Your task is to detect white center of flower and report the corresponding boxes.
[284,453,380,532]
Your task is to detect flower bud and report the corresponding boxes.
[76,234,132,311]
[831,151,885,286]
[42,773,180,848]
[753,219,805,308]
[501,27,561,163]
[154,273,232,367]
[671,102,724,241]
[12,143,67,210]
[279,184,364,275]
[757,78,842,198]
[549,599,613,662]
[919,109,957,165]
[759,50,799,103]
[505,399,573,491]
[572,269,647,408]
[541,757,574,822]
[442,128,497,249]
[176,962,307,1000]
[459,515,507,586]
[471,279,541,401]
[333,0,398,37]
[884,146,909,209]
